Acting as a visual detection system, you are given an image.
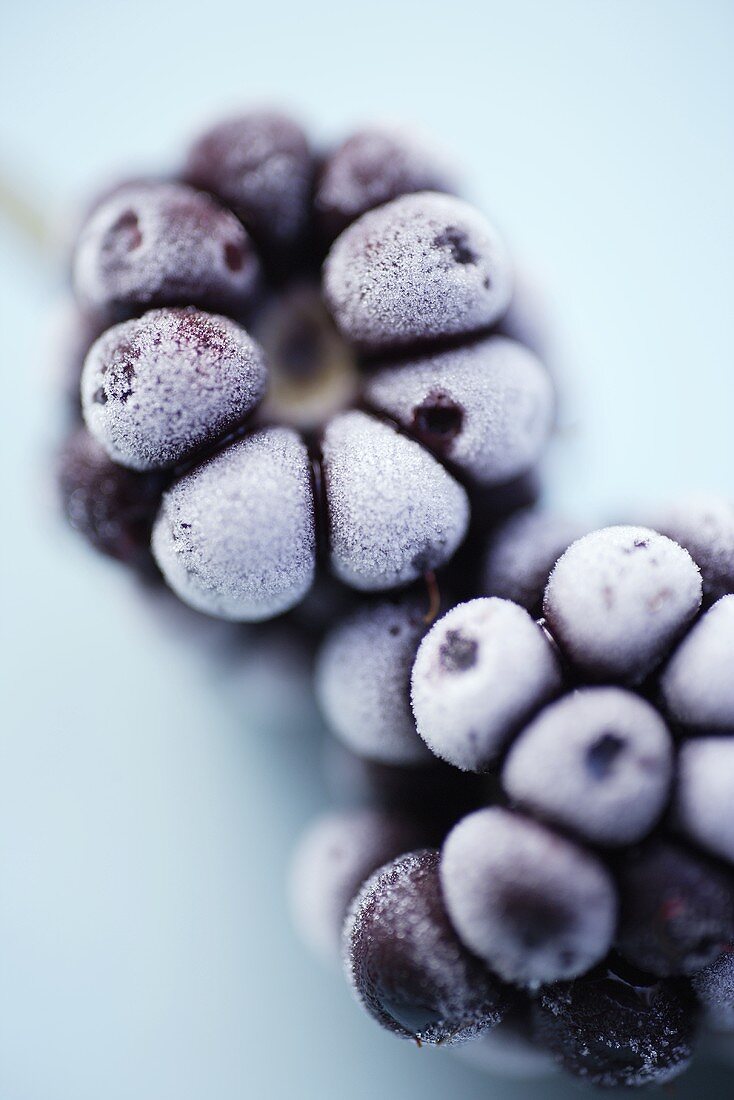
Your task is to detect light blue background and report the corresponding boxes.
[2,2,733,1097]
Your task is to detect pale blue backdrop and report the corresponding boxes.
[1,2,733,1098]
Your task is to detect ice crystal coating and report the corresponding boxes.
[544,526,702,683]
[652,495,734,605]
[315,600,431,765]
[344,849,512,1043]
[365,336,553,486]
[453,1014,558,1078]
[440,808,617,985]
[533,968,697,1087]
[323,192,512,350]
[660,596,734,730]
[693,950,734,1031]
[151,428,315,621]
[481,509,587,613]
[616,840,734,977]
[321,411,469,590]
[81,308,267,471]
[183,111,314,256]
[675,736,734,864]
[315,126,458,241]
[410,598,562,771]
[288,810,423,965]
[73,181,259,320]
[502,687,674,846]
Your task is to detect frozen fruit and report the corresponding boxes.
[502,687,673,846]
[440,807,617,985]
[73,181,260,321]
[660,595,734,730]
[616,840,734,977]
[344,849,513,1043]
[364,335,554,486]
[321,410,469,591]
[410,598,561,771]
[652,495,734,606]
[315,126,457,242]
[452,1010,558,1078]
[675,736,734,864]
[183,110,314,260]
[533,964,698,1087]
[288,809,423,965]
[151,428,315,621]
[81,308,267,471]
[544,525,702,683]
[315,599,431,765]
[481,508,586,613]
[323,192,512,351]
[692,950,734,1031]
[57,427,166,572]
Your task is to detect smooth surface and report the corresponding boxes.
[1,2,733,1098]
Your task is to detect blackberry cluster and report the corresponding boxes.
[56,110,554,623]
[291,505,734,1087]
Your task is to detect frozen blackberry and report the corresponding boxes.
[344,849,513,1043]
[315,126,457,242]
[502,687,674,846]
[675,736,734,864]
[151,428,315,621]
[440,807,617,985]
[315,599,431,765]
[652,495,734,606]
[73,181,260,322]
[660,596,734,730]
[321,411,469,591]
[364,335,554,486]
[616,840,734,977]
[533,964,698,1087]
[323,192,512,351]
[410,598,562,771]
[692,950,734,1031]
[288,809,423,965]
[481,508,587,613]
[453,1011,558,1078]
[183,111,314,261]
[81,308,267,471]
[57,427,166,573]
[544,525,702,683]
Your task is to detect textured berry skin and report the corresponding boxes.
[315,599,431,765]
[660,595,734,730]
[502,687,674,846]
[440,808,617,985]
[616,840,734,977]
[344,849,513,1044]
[533,965,698,1087]
[183,111,314,260]
[675,736,734,864]
[288,810,424,965]
[365,335,554,487]
[81,308,267,471]
[57,427,166,572]
[652,495,734,606]
[453,1011,558,1079]
[321,410,469,591]
[73,181,259,322]
[692,949,734,1031]
[323,192,512,351]
[151,428,315,621]
[481,508,586,614]
[544,525,702,684]
[410,598,562,771]
[315,126,457,242]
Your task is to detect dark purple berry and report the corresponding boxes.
[453,1009,558,1078]
[323,192,512,351]
[676,736,734,864]
[345,849,513,1043]
[660,595,734,730]
[73,181,259,322]
[692,949,734,1031]
[481,508,587,613]
[652,495,734,606]
[544,525,702,683]
[440,808,617,985]
[81,308,267,470]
